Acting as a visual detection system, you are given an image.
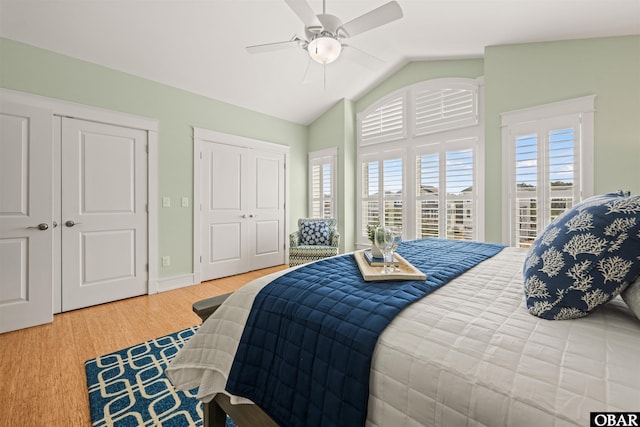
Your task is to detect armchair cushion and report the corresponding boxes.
[299,219,331,246]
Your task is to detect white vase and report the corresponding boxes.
[370,244,384,258]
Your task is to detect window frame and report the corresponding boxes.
[501,95,595,247]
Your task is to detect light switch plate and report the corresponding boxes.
[181,197,189,208]
[162,197,171,208]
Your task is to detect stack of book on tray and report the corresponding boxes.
[355,250,426,282]
[363,249,399,267]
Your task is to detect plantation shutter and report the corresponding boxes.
[359,96,405,145]
[311,163,322,218]
[416,152,440,238]
[445,148,474,240]
[513,131,539,248]
[361,160,380,235]
[414,86,477,136]
[416,142,476,241]
[383,158,403,229]
[361,156,404,234]
[322,163,333,217]
[509,116,581,248]
[547,125,579,223]
[309,150,336,219]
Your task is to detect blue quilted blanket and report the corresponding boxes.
[226,238,505,427]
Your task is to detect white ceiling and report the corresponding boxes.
[1,0,639,125]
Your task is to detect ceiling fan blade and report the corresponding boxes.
[246,39,302,54]
[341,45,385,69]
[339,1,403,38]
[284,0,322,30]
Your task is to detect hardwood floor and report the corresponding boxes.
[0,265,287,427]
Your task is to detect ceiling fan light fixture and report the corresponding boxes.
[307,35,342,64]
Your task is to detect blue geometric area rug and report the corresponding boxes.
[85,326,236,427]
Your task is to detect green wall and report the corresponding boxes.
[346,37,639,245]
[3,34,638,277]
[484,35,640,242]
[308,98,357,252]
[0,37,308,278]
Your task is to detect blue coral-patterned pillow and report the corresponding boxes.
[523,192,640,320]
[300,220,331,246]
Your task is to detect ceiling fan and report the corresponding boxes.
[246,0,403,68]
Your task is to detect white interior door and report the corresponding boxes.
[201,142,249,280]
[0,101,54,334]
[61,118,148,311]
[247,150,285,270]
[200,142,286,281]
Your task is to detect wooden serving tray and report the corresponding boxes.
[354,250,427,281]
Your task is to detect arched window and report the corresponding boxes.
[356,78,484,245]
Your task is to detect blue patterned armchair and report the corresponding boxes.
[289,218,340,267]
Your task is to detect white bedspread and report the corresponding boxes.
[166,247,640,426]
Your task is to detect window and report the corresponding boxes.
[502,96,595,247]
[357,78,483,245]
[309,148,337,219]
[416,140,477,241]
[361,155,404,236]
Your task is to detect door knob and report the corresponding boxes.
[65,220,82,227]
[241,214,247,218]
[27,223,49,231]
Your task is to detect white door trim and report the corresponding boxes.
[0,88,160,297]
[193,127,290,284]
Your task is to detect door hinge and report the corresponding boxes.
[200,256,202,263]
[146,145,149,153]
[145,264,149,272]
[200,152,203,159]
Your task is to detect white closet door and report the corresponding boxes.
[0,101,54,333]
[61,118,148,311]
[200,141,286,281]
[246,150,285,271]
[201,142,249,279]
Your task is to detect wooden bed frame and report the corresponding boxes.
[193,293,279,427]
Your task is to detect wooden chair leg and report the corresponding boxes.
[203,398,227,427]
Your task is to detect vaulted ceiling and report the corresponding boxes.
[1,0,639,125]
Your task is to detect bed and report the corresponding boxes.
[166,237,640,427]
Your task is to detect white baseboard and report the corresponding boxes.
[151,273,198,293]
